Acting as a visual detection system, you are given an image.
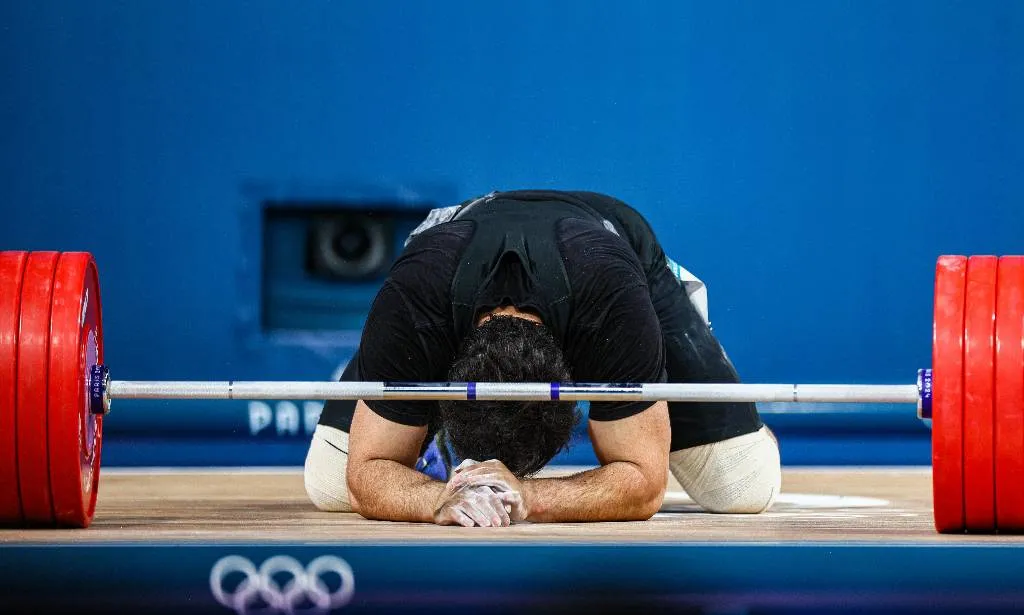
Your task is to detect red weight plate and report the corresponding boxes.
[963,255,997,532]
[16,251,60,525]
[0,252,28,524]
[49,253,104,527]
[933,255,967,532]
[995,256,1024,531]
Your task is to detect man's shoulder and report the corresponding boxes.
[555,216,644,278]
[392,220,472,274]
[383,220,473,326]
[555,217,649,328]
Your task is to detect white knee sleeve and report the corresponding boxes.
[669,426,781,514]
[304,424,353,512]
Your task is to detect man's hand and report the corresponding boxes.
[433,461,520,527]
[433,484,512,527]
[448,459,530,521]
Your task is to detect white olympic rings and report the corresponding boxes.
[210,555,355,615]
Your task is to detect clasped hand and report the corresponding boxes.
[432,459,530,527]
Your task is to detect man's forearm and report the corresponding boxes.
[348,459,445,523]
[523,461,666,522]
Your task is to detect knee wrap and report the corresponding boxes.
[304,424,353,512]
[669,426,781,513]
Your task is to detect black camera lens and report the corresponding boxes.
[309,213,391,280]
[332,223,372,262]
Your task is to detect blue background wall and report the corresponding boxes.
[2,1,1022,465]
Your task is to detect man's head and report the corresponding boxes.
[438,315,581,477]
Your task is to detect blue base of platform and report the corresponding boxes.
[3,542,1022,614]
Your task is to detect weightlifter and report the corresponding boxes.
[304,190,781,526]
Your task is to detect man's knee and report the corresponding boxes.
[304,424,353,512]
[668,426,781,514]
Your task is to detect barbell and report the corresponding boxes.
[0,251,1020,534]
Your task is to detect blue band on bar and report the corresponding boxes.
[551,382,560,400]
[467,382,476,401]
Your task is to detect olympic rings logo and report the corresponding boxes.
[210,555,355,614]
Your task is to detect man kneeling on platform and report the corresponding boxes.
[304,190,781,526]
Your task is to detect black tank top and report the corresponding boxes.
[449,190,613,344]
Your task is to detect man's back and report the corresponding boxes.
[356,189,666,428]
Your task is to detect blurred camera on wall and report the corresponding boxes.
[261,200,435,332]
[307,212,393,281]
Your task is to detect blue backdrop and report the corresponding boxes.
[1,1,1021,465]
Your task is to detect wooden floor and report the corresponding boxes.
[0,466,1017,544]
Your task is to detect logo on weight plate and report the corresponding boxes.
[210,555,355,614]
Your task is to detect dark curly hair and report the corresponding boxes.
[438,315,581,477]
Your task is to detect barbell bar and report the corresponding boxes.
[0,251,1020,534]
[99,374,927,406]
